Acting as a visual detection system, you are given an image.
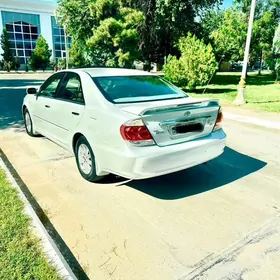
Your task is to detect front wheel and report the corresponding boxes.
[75,136,104,182]
[24,109,37,137]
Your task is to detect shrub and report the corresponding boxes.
[58,58,66,70]
[2,61,13,72]
[164,56,188,86]
[13,57,21,71]
[163,33,218,90]
[49,58,57,68]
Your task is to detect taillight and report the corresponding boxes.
[213,108,223,131]
[120,119,155,146]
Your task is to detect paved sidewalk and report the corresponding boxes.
[224,106,280,130]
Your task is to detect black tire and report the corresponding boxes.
[75,136,104,182]
[24,109,36,137]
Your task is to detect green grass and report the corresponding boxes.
[187,72,280,113]
[0,169,61,280]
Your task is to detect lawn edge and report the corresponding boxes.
[223,112,280,130]
[0,155,78,280]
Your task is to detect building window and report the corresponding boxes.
[1,11,40,65]
[51,16,71,59]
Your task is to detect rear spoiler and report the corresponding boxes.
[141,99,220,116]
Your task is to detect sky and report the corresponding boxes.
[221,0,233,8]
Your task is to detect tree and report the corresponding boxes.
[29,35,51,71]
[210,0,280,69]
[69,38,89,67]
[251,11,277,74]
[131,0,222,66]
[87,0,145,67]
[234,0,280,21]
[164,33,218,90]
[57,0,94,43]
[273,24,280,55]
[0,29,15,72]
[211,8,248,61]
[58,0,144,67]
[200,9,225,46]
[272,24,280,81]
[57,0,222,68]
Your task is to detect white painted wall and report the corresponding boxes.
[0,0,56,14]
[40,13,54,58]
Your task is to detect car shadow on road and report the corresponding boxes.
[124,147,267,200]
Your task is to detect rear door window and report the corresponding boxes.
[56,73,85,104]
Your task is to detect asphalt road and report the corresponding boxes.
[1,74,280,280]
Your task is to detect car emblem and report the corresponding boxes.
[184,111,191,117]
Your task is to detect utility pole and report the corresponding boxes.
[234,0,257,105]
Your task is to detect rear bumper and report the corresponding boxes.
[100,129,226,180]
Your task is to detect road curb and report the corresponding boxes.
[0,151,79,280]
[224,112,280,130]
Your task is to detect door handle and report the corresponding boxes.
[45,105,50,108]
[72,112,80,116]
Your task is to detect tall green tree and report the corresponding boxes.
[272,24,280,81]
[200,9,225,46]
[234,0,280,21]
[57,0,94,43]
[210,0,280,68]
[211,8,248,61]
[131,0,222,65]
[58,0,144,67]
[69,38,89,67]
[57,0,222,67]
[29,35,51,71]
[0,29,15,72]
[273,24,280,56]
[251,11,277,73]
[87,0,144,67]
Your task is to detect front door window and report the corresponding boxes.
[39,73,65,98]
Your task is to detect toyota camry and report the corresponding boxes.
[22,68,226,182]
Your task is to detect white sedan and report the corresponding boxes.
[23,68,226,182]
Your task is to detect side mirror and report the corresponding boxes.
[26,87,37,94]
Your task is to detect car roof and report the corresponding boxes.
[60,68,155,77]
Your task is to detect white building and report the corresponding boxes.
[0,0,69,66]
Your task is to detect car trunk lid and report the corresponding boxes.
[118,98,221,147]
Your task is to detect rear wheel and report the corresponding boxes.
[75,136,104,182]
[24,109,37,137]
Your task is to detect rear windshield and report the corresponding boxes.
[93,75,188,103]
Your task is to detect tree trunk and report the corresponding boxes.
[258,51,263,75]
